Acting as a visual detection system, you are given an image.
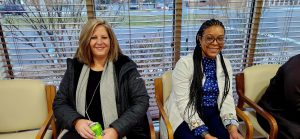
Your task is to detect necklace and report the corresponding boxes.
[85,79,101,120]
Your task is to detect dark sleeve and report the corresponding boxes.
[283,56,300,120]
[110,68,150,137]
[53,61,84,130]
[257,65,285,121]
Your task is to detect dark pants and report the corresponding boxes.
[174,121,199,139]
[174,106,229,139]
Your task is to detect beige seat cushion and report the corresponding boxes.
[159,71,173,139]
[0,130,52,139]
[241,64,280,138]
[244,64,280,103]
[0,79,51,139]
[0,79,48,133]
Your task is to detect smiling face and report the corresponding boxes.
[199,25,225,59]
[90,25,111,60]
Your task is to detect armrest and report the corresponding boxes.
[36,111,56,139]
[156,100,174,139]
[147,111,156,139]
[236,107,253,139]
[238,94,278,139]
[45,85,57,139]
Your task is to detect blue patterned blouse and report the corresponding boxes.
[202,57,219,107]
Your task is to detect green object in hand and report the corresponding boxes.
[89,122,103,137]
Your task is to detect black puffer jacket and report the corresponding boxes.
[53,54,150,139]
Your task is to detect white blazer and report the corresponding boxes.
[164,54,238,135]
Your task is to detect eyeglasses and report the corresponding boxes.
[202,35,225,44]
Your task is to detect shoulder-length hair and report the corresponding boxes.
[75,18,122,66]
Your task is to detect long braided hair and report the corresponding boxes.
[185,19,230,120]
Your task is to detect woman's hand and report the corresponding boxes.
[74,119,95,139]
[204,133,218,139]
[227,125,244,139]
[102,128,119,139]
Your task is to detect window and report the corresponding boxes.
[0,0,87,85]
[95,1,174,117]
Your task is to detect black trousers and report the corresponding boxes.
[174,106,229,139]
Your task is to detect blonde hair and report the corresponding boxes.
[75,19,122,66]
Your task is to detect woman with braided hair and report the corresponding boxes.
[164,19,243,139]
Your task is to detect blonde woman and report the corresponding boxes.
[53,19,150,139]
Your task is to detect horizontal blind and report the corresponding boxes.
[95,2,175,118]
[253,0,300,65]
[0,1,88,86]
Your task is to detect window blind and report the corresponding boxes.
[253,0,300,65]
[0,1,88,86]
[95,1,175,118]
